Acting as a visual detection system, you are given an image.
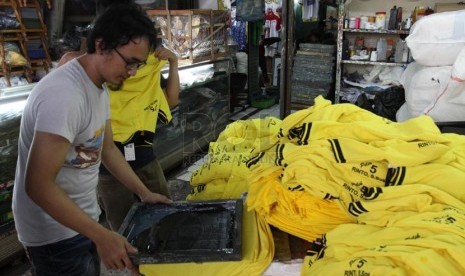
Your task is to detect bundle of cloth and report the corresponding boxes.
[189,96,465,275]
[397,10,465,122]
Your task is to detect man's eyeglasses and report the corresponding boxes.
[114,48,146,71]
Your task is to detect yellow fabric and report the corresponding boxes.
[143,118,279,276]
[302,185,465,275]
[140,208,274,276]
[6,51,28,66]
[439,133,465,170]
[216,117,281,154]
[308,115,445,143]
[246,167,353,241]
[186,176,249,201]
[279,96,446,146]
[275,138,465,203]
[188,117,281,200]
[352,183,465,225]
[140,118,280,276]
[278,96,390,145]
[182,95,465,275]
[108,55,171,143]
[190,146,251,185]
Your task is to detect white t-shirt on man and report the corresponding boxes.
[12,59,110,246]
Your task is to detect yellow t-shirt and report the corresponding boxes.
[108,55,172,143]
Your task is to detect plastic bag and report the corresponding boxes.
[0,42,29,66]
[5,51,29,66]
[0,8,20,29]
[1,42,20,53]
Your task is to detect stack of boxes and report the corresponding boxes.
[291,43,336,106]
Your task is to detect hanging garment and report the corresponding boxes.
[264,10,281,39]
[264,8,282,57]
[230,19,247,51]
[302,0,319,20]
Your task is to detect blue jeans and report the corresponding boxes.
[26,234,100,276]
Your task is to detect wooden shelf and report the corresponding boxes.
[23,28,44,33]
[334,1,412,104]
[0,0,52,87]
[0,30,22,34]
[342,28,410,35]
[341,60,407,66]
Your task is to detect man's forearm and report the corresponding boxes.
[165,60,180,107]
[101,142,151,199]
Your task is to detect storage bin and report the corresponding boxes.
[27,49,45,59]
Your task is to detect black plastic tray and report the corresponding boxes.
[118,199,243,264]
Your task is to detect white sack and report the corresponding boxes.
[400,62,451,117]
[452,46,465,80]
[236,52,248,74]
[396,102,413,122]
[406,10,465,66]
[400,61,465,122]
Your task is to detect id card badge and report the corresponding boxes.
[124,143,136,161]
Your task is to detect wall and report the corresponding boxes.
[345,0,458,19]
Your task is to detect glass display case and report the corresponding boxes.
[0,85,33,265]
[0,58,232,183]
[153,58,232,171]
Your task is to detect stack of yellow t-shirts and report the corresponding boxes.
[301,184,465,275]
[275,132,465,206]
[185,95,465,275]
[256,96,465,274]
[140,207,274,276]
[188,117,281,201]
[246,95,465,231]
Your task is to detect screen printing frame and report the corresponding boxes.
[118,199,243,264]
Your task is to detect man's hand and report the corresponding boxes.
[139,191,173,204]
[153,46,180,107]
[154,47,178,63]
[95,230,139,274]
